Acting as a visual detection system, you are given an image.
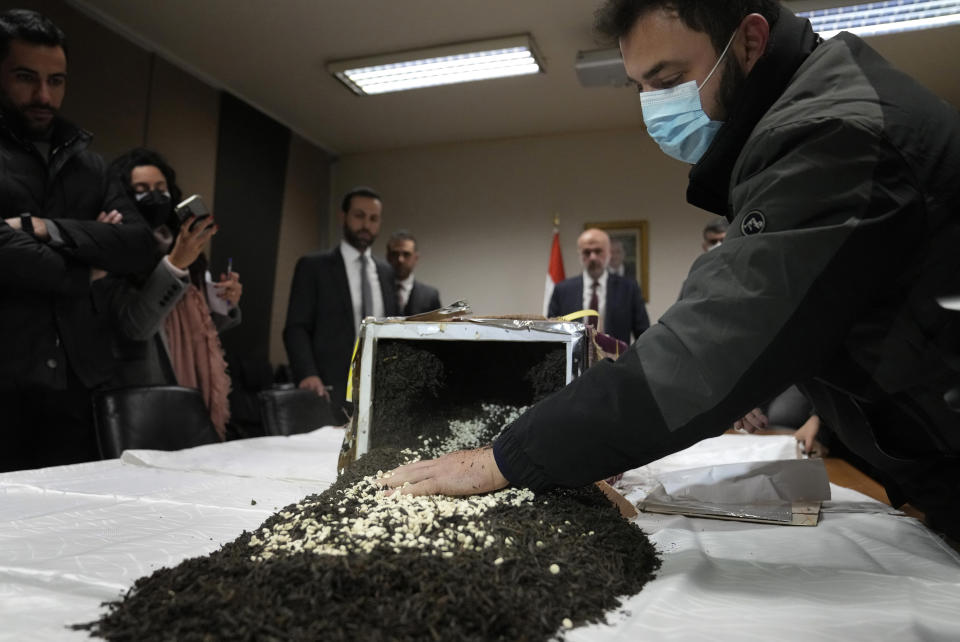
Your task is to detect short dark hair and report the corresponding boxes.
[107,147,182,205]
[340,186,382,214]
[388,229,418,251]
[703,216,728,238]
[0,9,67,64]
[594,0,780,53]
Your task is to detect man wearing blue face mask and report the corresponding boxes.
[637,27,736,164]
[382,1,960,543]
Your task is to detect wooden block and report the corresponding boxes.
[595,480,639,519]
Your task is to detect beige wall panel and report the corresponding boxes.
[332,129,708,324]
[144,57,220,213]
[270,134,331,366]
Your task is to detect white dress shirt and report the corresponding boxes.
[395,273,415,312]
[582,270,608,331]
[340,240,385,329]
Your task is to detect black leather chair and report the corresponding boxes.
[258,385,341,436]
[92,386,221,459]
[937,296,960,412]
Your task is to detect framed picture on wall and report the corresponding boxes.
[584,220,650,301]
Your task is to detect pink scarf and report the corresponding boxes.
[164,285,231,439]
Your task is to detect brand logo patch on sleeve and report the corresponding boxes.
[740,210,766,235]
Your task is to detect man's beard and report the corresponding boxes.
[0,95,58,138]
[343,224,374,251]
[716,53,747,121]
[586,261,606,279]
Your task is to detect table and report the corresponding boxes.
[2,430,959,641]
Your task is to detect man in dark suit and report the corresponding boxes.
[386,229,441,316]
[608,238,633,280]
[548,228,649,344]
[283,187,397,421]
[702,217,728,252]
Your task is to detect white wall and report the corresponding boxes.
[330,128,715,325]
[269,135,332,365]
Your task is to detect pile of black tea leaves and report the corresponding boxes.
[75,443,660,640]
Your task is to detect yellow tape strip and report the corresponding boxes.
[559,309,599,322]
[346,336,360,401]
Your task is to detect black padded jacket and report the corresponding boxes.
[0,114,155,390]
[494,9,960,535]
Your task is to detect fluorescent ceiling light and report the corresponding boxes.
[797,0,960,38]
[328,35,544,96]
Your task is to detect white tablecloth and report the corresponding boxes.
[1,430,958,641]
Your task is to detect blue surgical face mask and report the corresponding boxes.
[639,32,736,164]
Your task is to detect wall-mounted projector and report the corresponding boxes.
[574,48,631,87]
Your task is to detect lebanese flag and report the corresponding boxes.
[542,228,565,316]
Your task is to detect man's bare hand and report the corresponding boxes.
[381,447,509,497]
[734,407,768,433]
[298,375,329,399]
[795,415,827,457]
[97,210,123,225]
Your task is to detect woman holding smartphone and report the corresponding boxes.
[98,148,243,439]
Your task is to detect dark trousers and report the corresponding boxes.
[0,375,100,473]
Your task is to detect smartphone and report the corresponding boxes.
[175,195,211,231]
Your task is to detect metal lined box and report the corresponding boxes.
[338,317,591,470]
